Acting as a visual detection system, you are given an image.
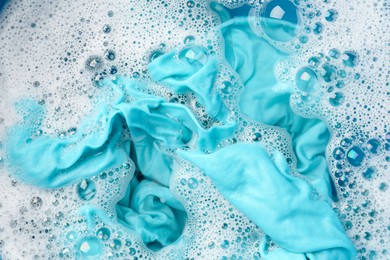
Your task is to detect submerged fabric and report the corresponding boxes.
[178,144,356,259]
[7,77,234,249]
[213,3,334,201]
[6,3,357,259]
[148,47,228,121]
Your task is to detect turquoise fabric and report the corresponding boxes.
[148,46,228,121]
[5,2,357,258]
[212,3,335,201]
[116,178,187,250]
[7,77,235,250]
[178,143,356,259]
[8,78,235,188]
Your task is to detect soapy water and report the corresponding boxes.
[0,0,388,259]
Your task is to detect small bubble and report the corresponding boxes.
[187,1,195,8]
[178,46,208,67]
[379,182,388,191]
[340,138,352,148]
[77,236,103,258]
[329,48,340,59]
[321,64,337,82]
[33,81,40,87]
[187,178,198,189]
[109,239,122,250]
[77,179,97,201]
[362,167,376,180]
[295,67,317,92]
[59,247,71,258]
[149,50,164,62]
[329,92,344,106]
[96,227,111,241]
[342,51,358,68]
[85,55,104,72]
[104,49,116,61]
[367,138,381,154]
[221,81,233,94]
[333,147,345,160]
[338,176,349,187]
[102,24,111,34]
[31,197,43,208]
[313,22,323,35]
[220,240,230,249]
[325,9,338,22]
[259,0,300,42]
[183,35,195,45]
[346,146,365,167]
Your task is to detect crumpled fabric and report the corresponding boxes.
[7,76,235,250]
[6,2,357,258]
[8,77,235,188]
[212,3,335,201]
[178,143,357,259]
[148,45,228,121]
[116,178,187,250]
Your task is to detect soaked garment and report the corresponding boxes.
[178,143,356,259]
[213,3,334,200]
[7,77,235,250]
[8,77,234,188]
[148,47,228,121]
[5,3,357,259]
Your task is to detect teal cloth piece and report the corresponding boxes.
[7,77,235,250]
[7,77,235,188]
[5,2,358,257]
[178,143,357,259]
[116,178,187,250]
[148,46,228,121]
[212,3,334,200]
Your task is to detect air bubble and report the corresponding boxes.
[329,92,344,106]
[178,46,208,66]
[362,167,376,180]
[149,50,164,62]
[85,56,104,72]
[102,24,111,34]
[30,197,43,208]
[76,236,103,258]
[295,67,317,92]
[104,49,116,61]
[96,227,111,241]
[109,239,122,250]
[321,64,337,82]
[184,35,195,45]
[367,139,381,154]
[333,147,345,160]
[77,179,97,201]
[347,146,365,167]
[259,0,301,42]
[221,81,233,94]
[325,9,338,22]
[342,51,358,68]
[188,178,198,189]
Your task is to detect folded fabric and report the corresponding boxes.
[178,143,357,259]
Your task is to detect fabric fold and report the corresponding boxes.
[178,143,357,259]
[214,4,334,200]
[148,46,228,121]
